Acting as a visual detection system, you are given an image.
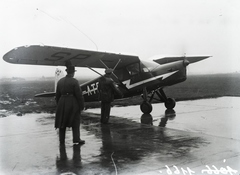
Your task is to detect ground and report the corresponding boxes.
[0,73,240,174]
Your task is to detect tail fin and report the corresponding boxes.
[55,68,65,92]
[35,68,65,97]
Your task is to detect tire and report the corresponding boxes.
[164,98,176,109]
[140,101,153,114]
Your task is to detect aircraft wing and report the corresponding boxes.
[153,56,211,65]
[3,45,140,69]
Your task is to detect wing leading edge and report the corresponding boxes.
[153,56,211,65]
[3,45,140,69]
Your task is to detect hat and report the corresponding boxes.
[105,68,113,74]
[65,65,76,73]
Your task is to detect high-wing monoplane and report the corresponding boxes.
[3,45,210,114]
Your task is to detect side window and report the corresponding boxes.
[140,61,150,73]
[127,63,140,76]
[142,67,149,72]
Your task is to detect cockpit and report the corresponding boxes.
[126,61,152,75]
[115,61,154,81]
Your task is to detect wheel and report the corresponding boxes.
[140,101,153,114]
[164,98,176,109]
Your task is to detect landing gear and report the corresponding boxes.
[140,101,152,114]
[156,89,176,110]
[164,98,176,109]
[140,87,176,114]
[140,87,153,114]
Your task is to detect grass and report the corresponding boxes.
[165,73,240,100]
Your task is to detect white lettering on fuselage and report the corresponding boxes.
[82,82,99,96]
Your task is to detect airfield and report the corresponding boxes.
[0,96,239,175]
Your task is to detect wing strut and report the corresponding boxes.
[86,65,103,77]
[113,59,121,70]
[99,59,129,91]
[99,59,109,69]
[99,59,121,80]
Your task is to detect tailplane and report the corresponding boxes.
[35,68,65,97]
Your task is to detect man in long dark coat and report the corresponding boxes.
[55,65,85,145]
[98,69,122,124]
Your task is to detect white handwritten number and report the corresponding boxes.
[165,165,195,175]
[161,161,238,175]
[166,165,173,174]
[182,167,195,175]
[201,165,238,175]
[173,166,181,174]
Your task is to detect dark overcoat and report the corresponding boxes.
[98,76,122,102]
[55,75,84,128]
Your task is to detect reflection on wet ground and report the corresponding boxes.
[79,112,208,174]
[56,144,82,175]
[159,109,176,127]
[51,111,208,174]
[141,109,176,126]
[1,97,240,174]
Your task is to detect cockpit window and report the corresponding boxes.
[140,61,150,72]
[141,60,158,72]
[126,62,151,76]
[126,63,140,75]
[142,67,150,72]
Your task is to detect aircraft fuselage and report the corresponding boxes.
[81,60,187,102]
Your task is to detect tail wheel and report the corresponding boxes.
[164,98,176,109]
[140,101,153,114]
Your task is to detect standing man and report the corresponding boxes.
[98,69,122,124]
[55,65,85,145]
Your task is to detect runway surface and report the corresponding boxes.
[0,97,239,175]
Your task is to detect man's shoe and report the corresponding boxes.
[73,140,85,145]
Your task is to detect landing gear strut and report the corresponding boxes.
[140,87,153,114]
[156,89,176,109]
[140,88,176,114]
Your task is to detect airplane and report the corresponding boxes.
[3,45,210,116]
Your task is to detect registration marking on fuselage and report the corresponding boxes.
[82,82,99,96]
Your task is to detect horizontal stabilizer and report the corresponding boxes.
[153,56,211,65]
[35,92,55,97]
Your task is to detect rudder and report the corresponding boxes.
[55,68,65,92]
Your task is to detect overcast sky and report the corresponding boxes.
[0,0,240,78]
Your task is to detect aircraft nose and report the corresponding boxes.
[183,59,190,67]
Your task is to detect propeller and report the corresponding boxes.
[88,59,130,92]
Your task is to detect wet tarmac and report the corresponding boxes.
[0,97,240,174]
